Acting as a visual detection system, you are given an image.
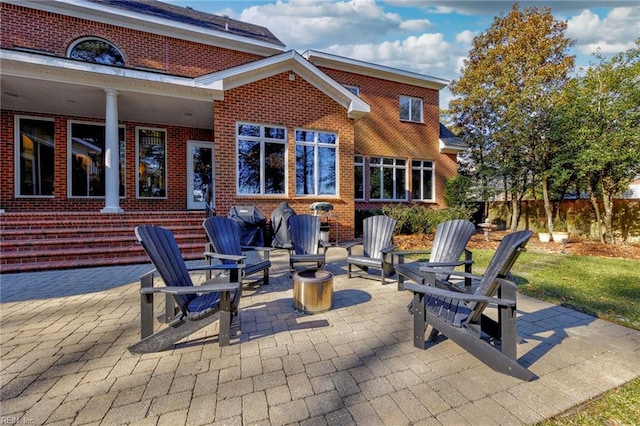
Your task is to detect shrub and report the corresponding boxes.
[381,205,467,235]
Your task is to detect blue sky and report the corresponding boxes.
[165,1,639,107]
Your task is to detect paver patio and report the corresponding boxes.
[1,248,639,425]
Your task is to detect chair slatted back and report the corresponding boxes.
[135,225,195,313]
[289,214,321,255]
[362,215,396,259]
[468,230,532,322]
[429,219,476,264]
[203,216,244,263]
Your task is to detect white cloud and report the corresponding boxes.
[566,7,640,55]
[455,30,477,45]
[238,0,404,49]
[399,18,432,31]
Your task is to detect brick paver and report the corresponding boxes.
[1,248,639,425]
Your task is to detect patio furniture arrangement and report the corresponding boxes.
[343,215,397,285]
[404,230,536,381]
[203,216,272,286]
[129,225,243,354]
[288,214,330,276]
[395,219,476,291]
[292,269,334,314]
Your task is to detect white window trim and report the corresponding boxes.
[369,156,408,201]
[412,159,436,202]
[14,115,55,198]
[354,155,365,201]
[399,95,423,123]
[136,126,167,199]
[294,128,339,197]
[67,120,126,199]
[235,122,288,196]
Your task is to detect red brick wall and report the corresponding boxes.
[1,109,213,212]
[1,3,261,75]
[319,68,457,208]
[213,72,356,240]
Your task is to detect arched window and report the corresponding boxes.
[68,38,125,66]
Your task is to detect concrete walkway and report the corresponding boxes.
[1,248,639,425]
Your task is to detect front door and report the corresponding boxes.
[187,141,214,210]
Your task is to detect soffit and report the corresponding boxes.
[1,50,217,128]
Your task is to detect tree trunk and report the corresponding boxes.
[602,190,614,244]
[588,184,605,243]
[542,176,553,232]
[510,193,520,231]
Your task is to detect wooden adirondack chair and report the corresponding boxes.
[203,216,272,286]
[344,215,397,285]
[129,225,243,354]
[404,230,537,381]
[288,214,330,276]
[395,219,476,291]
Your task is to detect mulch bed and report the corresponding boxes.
[394,230,640,261]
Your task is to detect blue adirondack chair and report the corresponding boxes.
[395,219,476,291]
[343,215,397,285]
[203,216,272,286]
[404,230,536,381]
[129,225,243,354]
[288,214,330,276]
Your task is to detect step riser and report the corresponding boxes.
[1,212,210,273]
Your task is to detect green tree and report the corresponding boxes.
[555,41,640,242]
[449,3,574,231]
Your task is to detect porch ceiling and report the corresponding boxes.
[1,75,214,129]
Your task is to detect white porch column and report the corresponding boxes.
[101,89,123,213]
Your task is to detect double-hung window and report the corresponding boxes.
[16,116,55,197]
[237,123,286,195]
[411,160,435,201]
[295,129,338,196]
[370,157,407,201]
[69,122,125,197]
[399,95,423,123]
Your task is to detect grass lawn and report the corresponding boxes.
[471,250,640,330]
[469,249,640,424]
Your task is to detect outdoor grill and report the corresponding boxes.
[228,206,267,246]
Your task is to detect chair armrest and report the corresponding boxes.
[340,240,361,249]
[241,246,274,252]
[187,264,245,273]
[380,244,397,255]
[403,282,516,307]
[341,240,361,254]
[418,266,481,281]
[141,281,241,295]
[203,252,246,262]
[394,249,432,264]
[419,260,473,268]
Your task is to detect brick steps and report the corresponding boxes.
[0,212,208,273]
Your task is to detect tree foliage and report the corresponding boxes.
[553,41,640,242]
[449,4,574,230]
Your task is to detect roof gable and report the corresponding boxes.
[196,51,370,119]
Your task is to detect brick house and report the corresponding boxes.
[1,0,462,268]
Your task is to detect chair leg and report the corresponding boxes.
[264,269,269,285]
[380,267,385,285]
[218,290,231,347]
[347,263,352,278]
